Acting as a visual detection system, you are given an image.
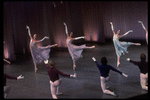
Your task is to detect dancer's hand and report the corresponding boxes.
[70,73,76,78]
[92,57,96,61]
[138,21,142,23]
[17,75,24,80]
[44,60,49,64]
[129,30,133,32]
[122,73,128,78]
[26,25,29,29]
[63,22,66,26]
[54,44,58,46]
[44,36,49,39]
[126,58,130,61]
[110,22,113,24]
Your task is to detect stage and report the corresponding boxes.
[4,43,148,99]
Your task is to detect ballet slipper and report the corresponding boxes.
[111,92,118,97]
[73,65,76,70]
[136,43,141,45]
[91,46,95,48]
[117,62,120,67]
[35,67,38,73]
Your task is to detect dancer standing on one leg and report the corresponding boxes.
[4,73,24,98]
[63,23,95,70]
[44,60,76,99]
[92,57,128,96]
[126,53,148,90]
[110,22,141,67]
[138,21,148,45]
[26,25,57,73]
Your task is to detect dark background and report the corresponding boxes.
[3,1,148,61]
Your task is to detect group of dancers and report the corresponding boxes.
[4,21,148,99]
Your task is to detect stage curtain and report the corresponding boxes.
[3,1,148,61]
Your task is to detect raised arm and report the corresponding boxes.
[26,25,32,39]
[92,57,100,67]
[119,30,133,38]
[110,22,115,34]
[138,21,146,30]
[63,22,69,38]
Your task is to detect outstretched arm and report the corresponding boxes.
[92,57,100,67]
[26,25,32,39]
[35,36,49,43]
[73,36,85,40]
[110,66,128,77]
[110,22,115,34]
[119,30,133,38]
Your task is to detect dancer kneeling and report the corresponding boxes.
[44,60,76,99]
[92,57,128,96]
[126,53,148,90]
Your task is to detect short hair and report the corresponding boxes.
[101,57,107,65]
[48,60,55,68]
[140,53,146,61]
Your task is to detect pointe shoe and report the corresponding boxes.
[117,62,120,67]
[112,92,118,97]
[73,65,76,70]
[91,46,95,49]
[136,43,141,45]
[35,68,38,73]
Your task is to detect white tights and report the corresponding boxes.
[100,76,115,96]
[50,79,62,99]
[140,73,148,90]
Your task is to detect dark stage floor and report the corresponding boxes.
[4,43,148,99]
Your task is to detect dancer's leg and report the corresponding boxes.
[56,79,62,95]
[117,56,120,67]
[73,59,76,70]
[4,86,11,98]
[129,42,141,45]
[100,77,117,96]
[85,45,95,49]
[34,62,38,73]
[50,81,57,99]
[140,73,148,90]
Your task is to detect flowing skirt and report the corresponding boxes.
[30,45,50,64]
[113,40,131,57]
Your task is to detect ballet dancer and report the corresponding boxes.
[92,57,128,96]
[26,25,57,73]
[63,23,95,70]
[44,60,76,99]
[138,21,148,45]
[126,53,148,90]
[110,22,141,67]
[4,73,24,98]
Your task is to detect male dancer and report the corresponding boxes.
[127,53,148,90]
[4,73,24,98]
[44,60,76,99]
[92,56,128,96]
